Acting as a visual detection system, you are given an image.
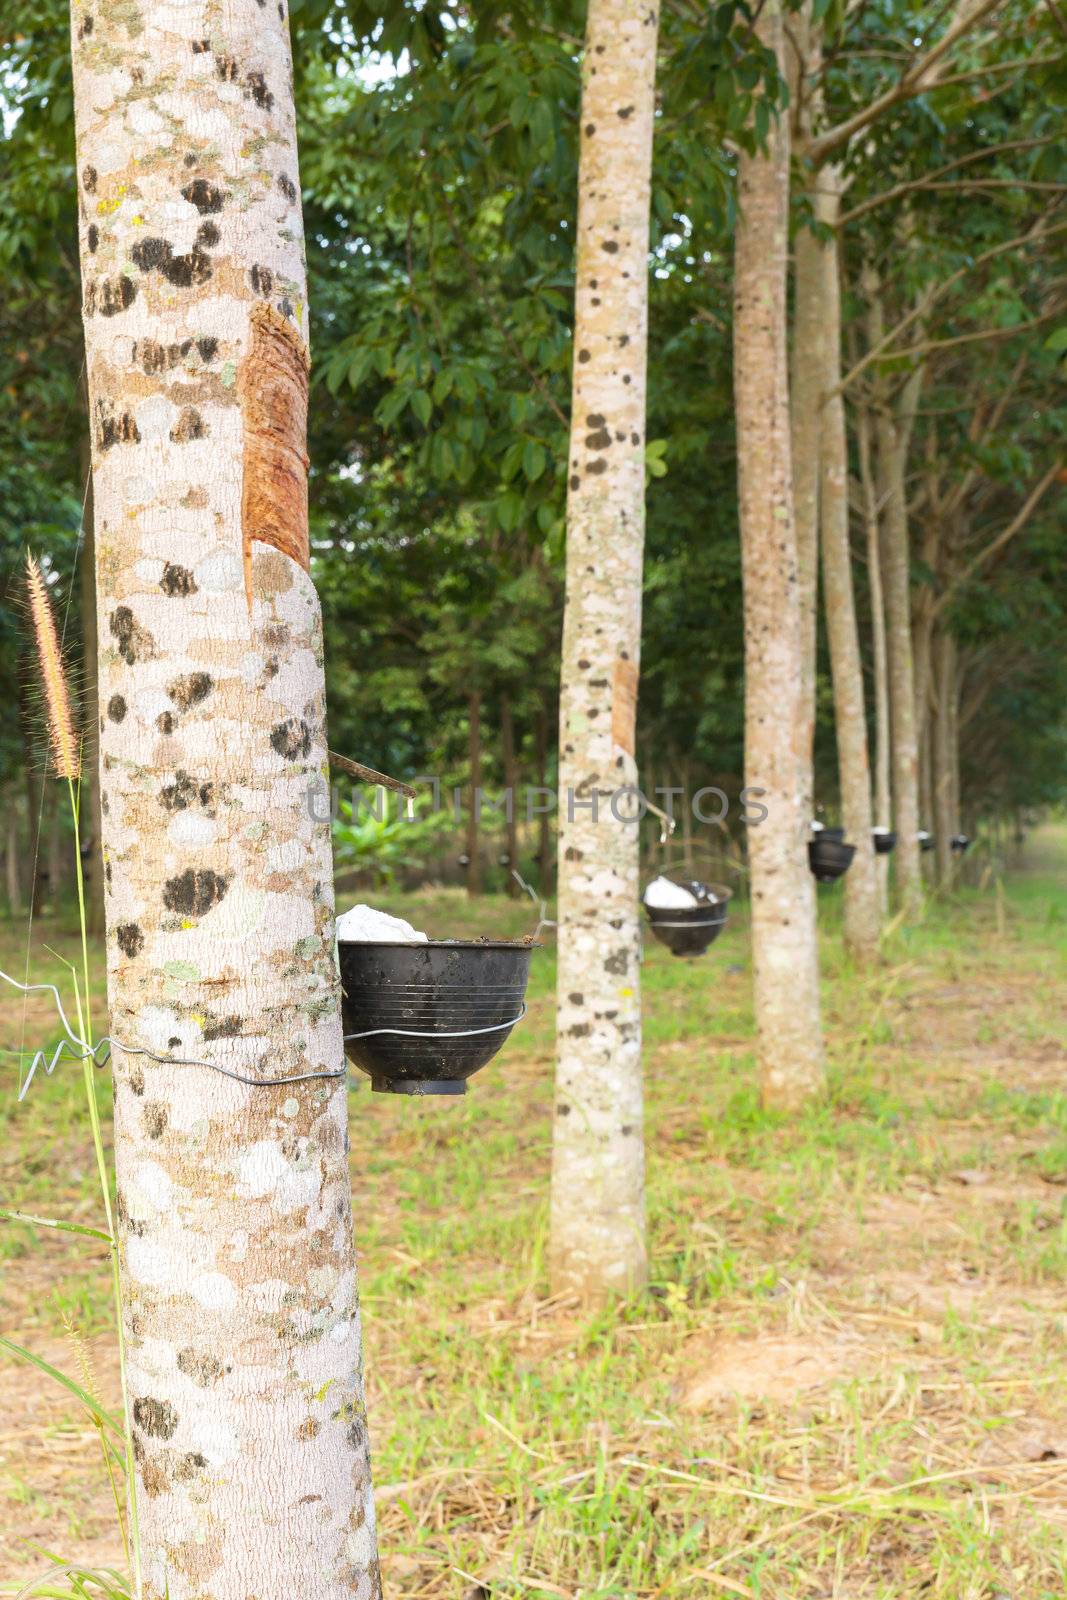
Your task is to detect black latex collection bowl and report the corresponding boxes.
[873,830,898,855]
[813,825,845,843]
[645,885,732,958]
[338,939,534,1096]
[951,834,972,854]
[918,833,936,853]
[808,837,856,883]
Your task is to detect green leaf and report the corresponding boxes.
[522,440,547,482]
[409,390,433,426]
[0,1208,112,1243]
[1044,327,1067,353]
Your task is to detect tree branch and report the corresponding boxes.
[931,460,1062,619]
[838,137,1055,227]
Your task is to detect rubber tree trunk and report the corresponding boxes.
[855,401,890,918]
[80,472,107,936]
[932,628,957,889]
[550,0,658,1301]
[789,8,823,825]
[734,0,825,1111]
[500,693,520,895]
[70,8,381,1598]
[815,174,879,964]
[535,705,552,889]
[466,689,483,895]
[872,349,924,916]
[5,794,22,915]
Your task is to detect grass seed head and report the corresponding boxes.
[25,552,81,783]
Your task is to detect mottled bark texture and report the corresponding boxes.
[816,175,880,964]
[70,7,380,1598]
[734,0,825,1111]
[855,396,890,917]
[788,5,823,823]
[550,0,659,1300]
[868,276,923,916]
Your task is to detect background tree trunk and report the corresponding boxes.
[4,793,22,915]
[79,433,106,936]
[550,0,658,1301]
[734,0,824,1111]
[871,316,924,915]
[71,6,381,1596]
[500,692,520,895]
[535,704,552,889]
[855,397,890,918]
[816,175,879,963]
[466,688,483,895]
[933,628,957,888]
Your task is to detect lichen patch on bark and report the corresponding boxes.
[238,302,310,609]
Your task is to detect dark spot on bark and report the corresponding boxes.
[585,123,595,135]
[250,263,273,296]
[191,37,211,52]
[143,1103,168,1139]
[167,671,212,711]
[586,413,606,428]
[196,220,220,248]
[174,1451,208,1483]
[116,1190,146,1238]
[568,1022,591,1038]
[601,239,619,253]
[604,949,629,975]
[277,173,297,202]
[86,224,99,253]
[631,431,640,445]
[557,1103,571,1115]
[203,1014,242,1041]
[132,236,213,288]
[245,71,273,109]
[109,606,155,665]
[623,374,632,384]
[96,406,140,452]
[170,407,207,443]
[564,846,583,861]
[568,993,584,1005]
[160,771,214,811]
[569,474,580,490]
[578,348,591,363]
[181,179,225,213]
[133,1397,178,1441]
[90,276,138,317]
[183,152,197,166]
[104,861,112,884]
[157,711,174,735]
[279,296,294,320]
[160,562,197,597]
[270,718,312,760]
[177,1348,224,1386]
[617,105,634,118]
[77,12,93,37]
[163,868,229,917]
[107,694,127,723]
[585,429,611,450]
[116,923,144,959]
[264,658,279,678]
[619,334,631,347]
[128,1064,144,1096]
[168,1036,181,1048]
[621,1123,634,1136]
[83,165,97,193]
[586,458,608,475]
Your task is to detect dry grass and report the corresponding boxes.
[2,829,1067,1596]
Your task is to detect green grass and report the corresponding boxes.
[3,831,1067,1595]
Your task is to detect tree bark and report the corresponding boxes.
[816,174,880,963]
[5,794,22,916]
[932,627,957,888]
[70,7,381,1598]
[789,8,823,825]
[550,0,658,1301]
[855,396,890,918]
[871,322,924,915]
[80,433,106,936]
[500,693,520,896]
[734,0,825,1110]
[535,704,552,889]
[466,688,483,896]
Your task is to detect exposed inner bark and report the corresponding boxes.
[239,303,311,608]
[611,658,639,756]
